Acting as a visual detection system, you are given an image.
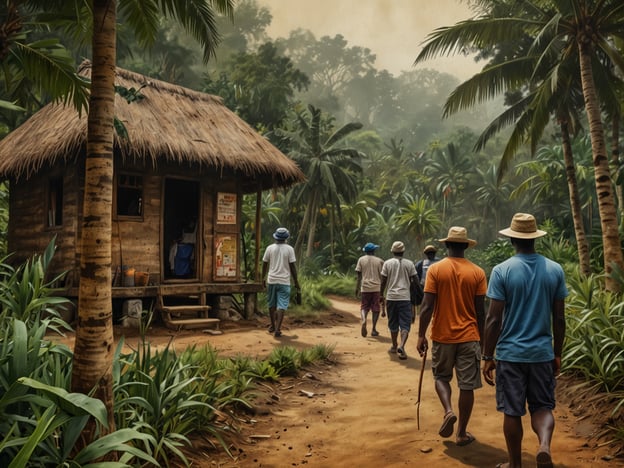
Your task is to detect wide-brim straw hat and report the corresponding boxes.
[423,244,437,254]
[439,226,477,247]
[391,241,405,253]
[499,213,547,239]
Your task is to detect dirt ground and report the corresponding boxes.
[62,297,623,467]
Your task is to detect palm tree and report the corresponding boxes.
[396,195,442,249]
[74,0,232,441]
[0,2,90,124]
[414,0,624,288]
[475,164,513,235]
[2,0,232,443]
[424,142,473,223]
[279,105,363,261]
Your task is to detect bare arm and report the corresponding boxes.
[475,295,486,339]
[482,298,504,386]
[289,262,300,289]
[416,292,436,356]
[261,261,268,286]
[380,275,387,299]
[552,298,566,376]
[355,271,362,297]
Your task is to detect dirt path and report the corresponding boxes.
[71,297,620,467]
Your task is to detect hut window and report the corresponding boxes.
[116,174,143,217]
[47,176,63,227]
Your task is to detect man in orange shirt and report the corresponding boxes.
[416,226,487,447]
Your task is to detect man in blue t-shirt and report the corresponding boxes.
[482,213,567,468]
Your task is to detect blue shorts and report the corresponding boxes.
[267,284,291,310]
[495,360,556,417]
[386,300,412,333]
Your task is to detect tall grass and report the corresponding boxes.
[562,269,624,444]
[0,241,338,466]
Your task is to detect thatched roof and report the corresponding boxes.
[0,61,304,192]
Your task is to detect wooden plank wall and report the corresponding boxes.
[8,159,246,289]
[111,173,161,284]
[8,168,79,286]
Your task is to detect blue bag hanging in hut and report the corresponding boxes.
[174,243,194,276]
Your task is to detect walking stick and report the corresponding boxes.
[416,348,427,430]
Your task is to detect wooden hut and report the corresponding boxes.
[0,62,304,326]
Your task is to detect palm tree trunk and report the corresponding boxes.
[578,44,624,291]
[559,116,591,276]
[70,0,116,442]
[611,114,623,223]
[306,193,320,259]
[294,195,313,261]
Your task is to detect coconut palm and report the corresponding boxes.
[279,105,363,261]
[0,2,90,124]
[424,142,473,223]
[2,0,232,444]
[396,195,443,249]
[75,0,232,441]
[414,0,624,287]
[475,164,513,235]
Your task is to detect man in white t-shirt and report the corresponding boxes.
[262,227,300,337]
[355,242,384,337]
[380,241,418,360]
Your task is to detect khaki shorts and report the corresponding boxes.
[431,341,482,391]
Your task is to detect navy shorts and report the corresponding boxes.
[495,360,556,417]
[386,300,412,333]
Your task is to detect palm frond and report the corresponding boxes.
[414,17,533,65]
[13,40,90,114]
[325,122,363,147]
[474,94,531,151]
[118,0,161,48]
[158,0,234,63]
[442,57,533,116]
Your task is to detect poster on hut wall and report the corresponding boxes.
[215,234,237,279]
[217,192,237,224]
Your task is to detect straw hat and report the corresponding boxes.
[423,245,437,254]
[391,241,405,253]
[499,213,547,239]
[438,226,477,247]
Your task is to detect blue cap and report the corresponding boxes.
[363,242,379,252]
[273,227,290,240]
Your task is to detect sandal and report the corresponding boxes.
[536,450,553,468]
[397,348,407,360]
[456,432,475,446]
[438,411,457,438]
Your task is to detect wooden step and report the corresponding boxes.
[164,317,220,330]
[157,286,220,330]
[161,305,211,316]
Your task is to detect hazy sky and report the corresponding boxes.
[257,0,482,80]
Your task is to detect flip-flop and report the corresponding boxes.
[438,411,457,438]
[536,450,553,468]
[456,432,475,446]
[388,346,397,353]
[397,348,407,360]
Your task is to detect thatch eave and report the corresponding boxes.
[0,62,305,192]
